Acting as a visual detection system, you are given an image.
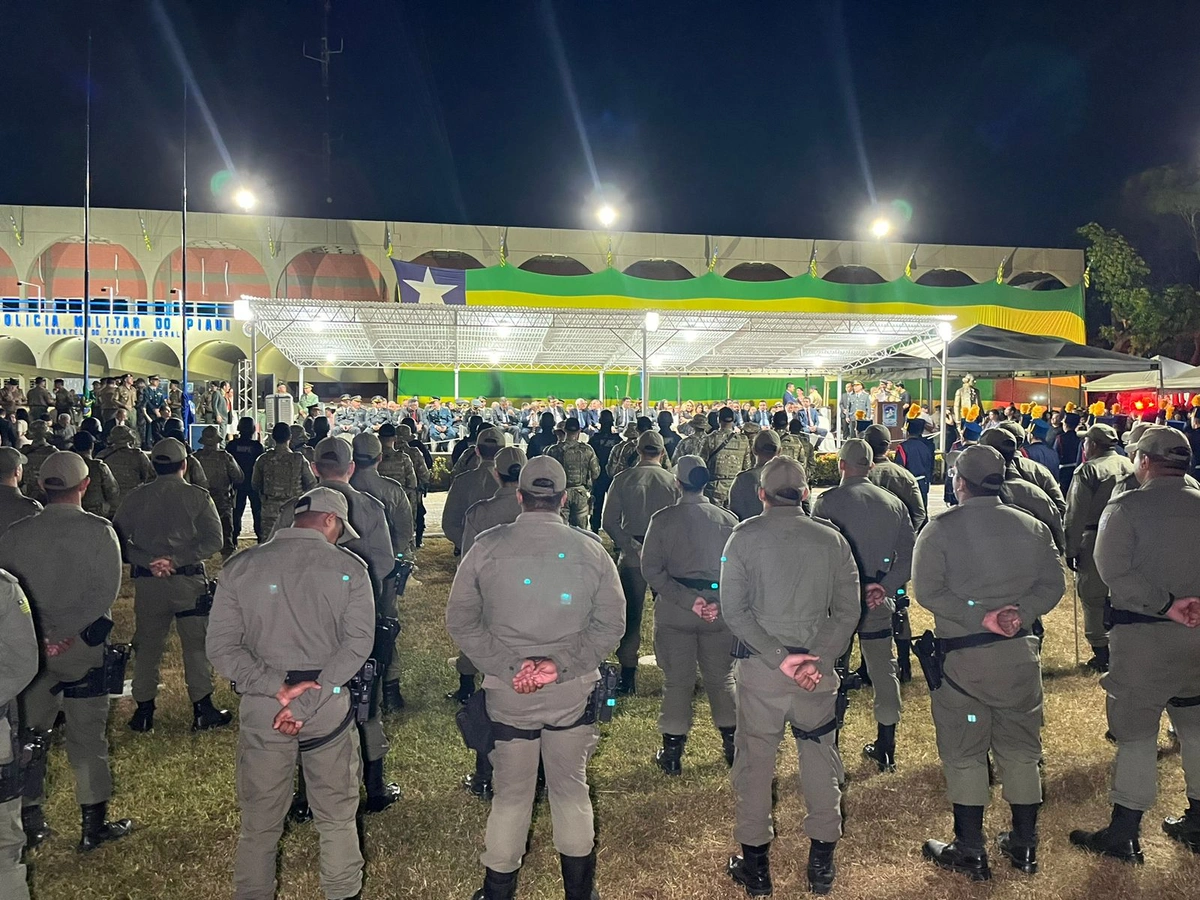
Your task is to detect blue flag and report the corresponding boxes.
[392,259,466,305]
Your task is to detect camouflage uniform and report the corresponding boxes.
[80,455,120,518]
[701,425,752,507]
[19,421,58,504]
[96,426,154,508]
[251,443,318,539]
[194,426,246,554]
[546,435,600,527]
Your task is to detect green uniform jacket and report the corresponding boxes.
[811,477,915,598]
[462,484,521,556]
[194,447,245,511]
[81,457,120,518]
[350,467,414,557]
[446,510,625,681]
[0,505,122,642]
[868,457,927,531]
[0,484,41,535]
[1013,453,1067,518]
[442,461,498,550]
[1065,449,1134,559]
[729,465,765,521]
[112,476,223,570]
[603,461,680,569]
[641,492,737,626]
[720,505,861,675]
[0,570,38,705]
[96,445,155,504]
[1000,467,1066,553]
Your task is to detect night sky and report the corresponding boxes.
[3,0,1198,251]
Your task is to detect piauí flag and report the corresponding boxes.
[808,245,818,278]
[392,259,466,305]
[905,247,917,279]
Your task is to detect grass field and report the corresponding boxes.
[25,528,1200,899]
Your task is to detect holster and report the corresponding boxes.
[730,637,753,659]
[80,615,114,647]
[103,644,131,695]
[393,559,414,597]
[593,661,620,725]
[349,659,376,726]
[912,629,944,691]
[372,617,401,674]
[176,580,217,619]
[456,689,494,754]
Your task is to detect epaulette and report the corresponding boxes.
[0,568,18,584]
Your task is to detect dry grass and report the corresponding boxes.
[26,531,1200,899]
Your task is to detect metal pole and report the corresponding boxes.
[835,372,843,445]
[598,369,605,405]
[298,365,305,403]
[454,365,460,402]
[939,338,950,453]
[83,31,92,390]
[250,327,259,420]
[676,373,682,406]
[1046,371,1052,410]
[180,78,190,425]
[640,328,648,415]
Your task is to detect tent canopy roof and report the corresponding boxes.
[877,324,1157,377]
[245,296,953,375]
[1084,356,1191,392]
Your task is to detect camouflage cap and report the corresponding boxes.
[396,424,413,441]
[689,413,708,429]
[289,425,308,444]
[108,424,138,447]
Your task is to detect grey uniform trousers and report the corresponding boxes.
[0,798,27,900]
[233,694,363,900]
[481,674,600,873]
[131,571,214,703]
[617,565,648,668]
[930,642,1044,808]
[1076,533,1109,648]
[732,656,845,845]
[1105,622,1200,811]
[653,605,736,735]
[858,602,901,727]
[20,641,112,806]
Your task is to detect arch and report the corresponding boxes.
[31,240,147,301]
[117,339,182,377]
[0,246,16,297]
[0,337,37,369]
[409,250,484,270]
[256,346,298,382]
[623,259,695,281]
[188,340,247,382]
[822,265,886,285]
[278,248,387,302]
[724,262,791,282]
[517,255,591,276]
[1009,271,1068,291]
[42,338,110,376]
[914,268,977,287]
[153,246,270,301]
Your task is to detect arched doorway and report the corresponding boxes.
[117,339,183,379]
[188,341,248,383]
[278,248,387,302]
[153,244,271,307]
[624,259,695,280]
[822,265,886,285]
[43,338,110,377]
[33,240,147,302]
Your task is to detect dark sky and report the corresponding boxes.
[3,0,1198,250]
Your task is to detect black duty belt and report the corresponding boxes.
[674,576,720,592]
[791,718,838,743]
[859,627,894,641]
[286,669,322,684]
[938,630,1030,653]
[1169,695,1200,708]
[131,563,206,579]
[1108,608,1171,627]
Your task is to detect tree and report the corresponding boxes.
[1126,163,1200,271]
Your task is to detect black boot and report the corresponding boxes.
[128,699,155,733]
[21,805,53,848]
[1069,804,1144,864]
[617,666,636,696]
[382,679,406,713]
[363,757,401,814]
[463,752,494,801]
[288,770,312,824]
[923,804,990,881]
[895,640,913,684]
[727,842,772,897]
[719,726,736,768]
[1085,645,1110,673]
[78,802,132,853]
[998,803,1039,874]
[1163,800,1200,853]
[447,674,476,704]
[470,867,518,900]
[560,850,599,900]
[192,694,233,731]
[655,734,686,776]
[807,839,836,895]
[863,723,896,772]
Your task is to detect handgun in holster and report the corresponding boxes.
[912,629,944,691]
[372,616,401,674]
[176,580,217,619]
[456,689,494,755]
[589,662,620,725]
[392,558,414,597]
[348,659,376,726]
[730,637,753,659]
[103,644,131,695]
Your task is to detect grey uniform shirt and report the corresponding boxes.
[442,461,498,550]
[0,505,123,642]
[641,492,738,622]
[446,510,625,681]
[602,461,680,568]
[462,483,521,556]
[1000,467,1065,553]
[1095,476,1200,617]
[729,465,765,521]
[720,505,861,674]
[351,467,414,556]
[113,476,223,569]
[811,477,915,598]
[1013,454,1068,518]
[207,527,375,725]
[0,484,41,534]
[0,572,38,705]
[1065,449,1134,558]
[272,480,393,604]
[869,458,927,531]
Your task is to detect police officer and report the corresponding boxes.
[194,426,246,556]
[350,432,414,712]
[603,430,679,696]
[19,421,57,503]
[443,428,503,554]
[546,417,600,527]
[252,421,318,539]
[605,420,642,478]
[672,413,710,463]
[913,445,1064,880]
[226,418,264,544]
[446,455,625,900]
[96,425,154,511]
[768,411,802,465]
[160,418,211,491]
[1064,423,1135,673]
[701,407,752,507]
[1070,426,1200,863]
[398,421,434,546]
[25,378,52,422]
[272,437,400,815]
[811,439,915,773]
[895,410,935,508]
[862,425,926,531]
[377,423,420,527]
[729,429,780,522]
[999,422,1067,517]
[587,410,621,532]
[641,456,739,774]
[0,452,133,853]
[71,432,120,518]
[207,487,374,900]
[979,429,1066,552]
[720,457,861,896]
[0,567,37,900]
[113,438,229,733]
[0,449,40,533]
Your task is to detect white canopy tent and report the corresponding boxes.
[1162,364,1200,391]
[1083,356,1191,393]
[241,295,955,427]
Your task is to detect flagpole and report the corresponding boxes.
[180,77,190,425]
[83,31,92,394]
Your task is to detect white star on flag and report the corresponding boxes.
[402,267,457,304]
